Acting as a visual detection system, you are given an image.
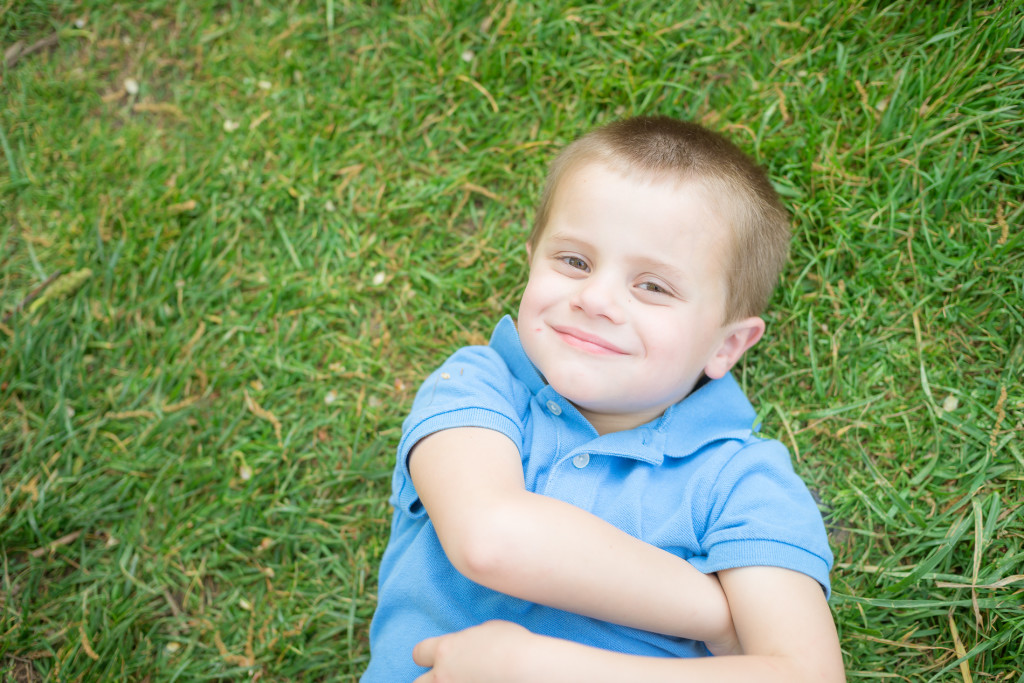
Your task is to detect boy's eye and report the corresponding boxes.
[562,256,589,271]
[638,281,667,294]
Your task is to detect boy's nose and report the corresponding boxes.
[571,275,627,323]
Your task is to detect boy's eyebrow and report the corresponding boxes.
[643,257,688,281]
[545,232,587,248]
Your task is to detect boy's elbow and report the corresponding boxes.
[453,535,506,584]
[442,504,523,586]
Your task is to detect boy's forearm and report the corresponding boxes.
[504,567,845,683]
[520,639,827,683]
[464,489,734,645]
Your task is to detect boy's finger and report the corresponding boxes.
[412,636,438,666]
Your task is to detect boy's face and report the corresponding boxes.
[518,162,758,435]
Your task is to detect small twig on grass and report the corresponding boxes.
[4,33,60,69]
[29,530,83,558]
[244,390,284,446]
[2,270,61,324]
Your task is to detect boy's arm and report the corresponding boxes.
[408,426,737,650]
[413,566,844,683]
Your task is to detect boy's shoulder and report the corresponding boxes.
[399,318,539,457]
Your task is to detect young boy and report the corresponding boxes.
[362,116,844,682]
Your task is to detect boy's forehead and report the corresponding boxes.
[555,159,712,203]
[551,160,724,226]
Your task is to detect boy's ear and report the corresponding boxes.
[704,316,766,380]
[525,242,533,261]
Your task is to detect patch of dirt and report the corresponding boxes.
[2,655,47,683]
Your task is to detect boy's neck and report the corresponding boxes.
[577,374,709,436]
[578,409,643,436]
[576,404,664,436]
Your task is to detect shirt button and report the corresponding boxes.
[572,453,590,469]
[546,400,562,416]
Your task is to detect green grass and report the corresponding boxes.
[1,0,1021,680]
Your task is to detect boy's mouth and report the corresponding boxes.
[552,325,628,356]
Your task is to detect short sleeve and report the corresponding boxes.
[688,438,834,598]
[390,345,529,517]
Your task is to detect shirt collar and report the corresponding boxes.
[658,373,757,456]
[490,315,547,393]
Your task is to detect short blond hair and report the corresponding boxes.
[529,116,790,322]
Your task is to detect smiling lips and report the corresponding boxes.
[552,326,628,355]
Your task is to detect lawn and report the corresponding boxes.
[1,1,1021,680]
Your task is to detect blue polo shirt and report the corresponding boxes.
[362,316,832,681]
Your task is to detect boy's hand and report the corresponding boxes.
[412,621,531,683]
